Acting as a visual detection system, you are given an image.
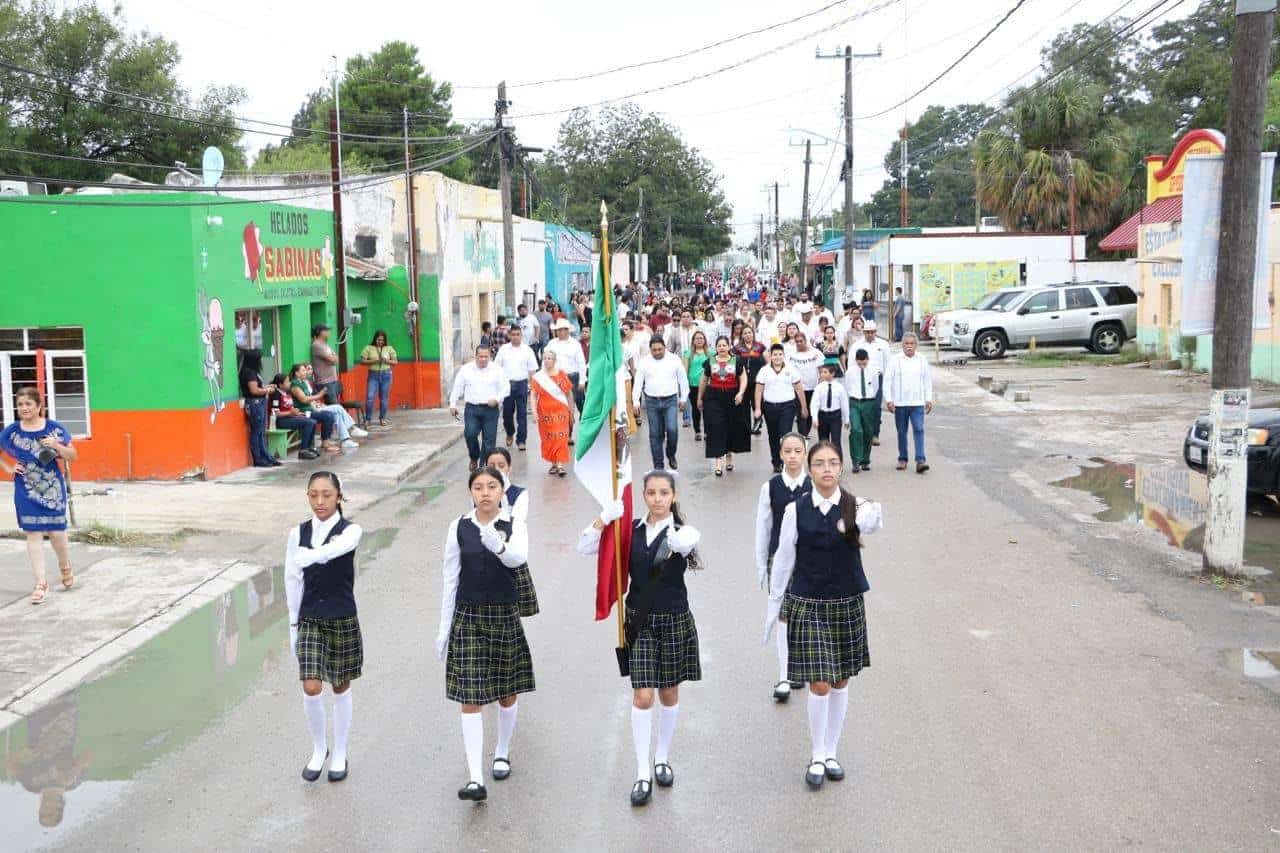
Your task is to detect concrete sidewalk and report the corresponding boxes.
[0,409,462,732]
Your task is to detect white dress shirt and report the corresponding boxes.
[844,364,882,401]
[437,510,529,654]
[284,513,364,627]
[765,490,884,639]
[754,471,809,576]
[884,353,934,406]
[495,342,539,382]
[449,360,511,408]
[544,336,586,376]
[755,363,802,404]
[853,336,890,376]
[518,314,540,344]
[757,315,784,345]
[812,379,850,424]
[786,348,823,391]
[633,352,691,405]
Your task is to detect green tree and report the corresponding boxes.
[975,76,1132,234]
[258,41,470,180]
[0,0,246,182]
[863,103,994,227]
[539,104,732,262]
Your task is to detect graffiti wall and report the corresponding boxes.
[917,261,1019,314]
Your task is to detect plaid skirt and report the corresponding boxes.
[297,615,363,685]
[515,563,540,617]
[786,594,870,684]
[626,608,702,689]
[445,603,536,705]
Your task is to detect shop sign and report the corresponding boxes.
[1146,129,1226,203]
[241,210,334,300]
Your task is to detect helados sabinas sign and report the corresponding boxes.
[241,208,334,299]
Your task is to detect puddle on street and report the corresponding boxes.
[1051,459,1280,602]
[359,527,400,563]
[0,565,288,847]
[394,483,446,520]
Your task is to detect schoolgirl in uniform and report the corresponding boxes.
[437,466,535,802]
[284,471,364,783]
[753,432,809,703]
[484,447,539,617]
[578,470,701,807]
[765,441,882,789]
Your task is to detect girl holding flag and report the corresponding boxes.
[437,466,535,802]
[578,470,702,808]
[765,440,882,790]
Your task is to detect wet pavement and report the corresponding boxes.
[7,370,1280,848]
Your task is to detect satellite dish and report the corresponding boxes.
[201,146,225,186]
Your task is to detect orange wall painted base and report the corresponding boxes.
[340,362,442,410]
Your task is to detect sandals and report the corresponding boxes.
[59,564,74,591]
[30,582,48,605]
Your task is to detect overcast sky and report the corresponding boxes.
[108,0,1191,247]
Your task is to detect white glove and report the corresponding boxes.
[763,597,782,644]
[666,525,699,556]
[757,563,768,590]
[480,526,506,554]
[289,624,299,656]
[435,633,448,661]
[600,499,625,524]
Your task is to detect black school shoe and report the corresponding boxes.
[805,761,826,789]
[301,750,328,782]
[328,759,348,783]
[654,762,674,787]
[823,759,845,781]
[458,781,488,801]
[773,681,791,702]
[492,757,511,781]
[630,779,652,806]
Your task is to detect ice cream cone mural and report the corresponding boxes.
[200,291,226,423]
[242,222,264,295]
[321,236,334,280]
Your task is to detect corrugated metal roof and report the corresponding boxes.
[820,227,923,253]
[1099,196,1182,253]
[344,255,388,281]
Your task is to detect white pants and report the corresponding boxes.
[319,404,354,440]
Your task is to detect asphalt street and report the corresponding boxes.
[28,380,1280,851]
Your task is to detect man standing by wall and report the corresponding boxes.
[632,337,689,471]
[449,345,510,471]
[311,325,342,405]
[883,332,933,474]
[496,325,538,452]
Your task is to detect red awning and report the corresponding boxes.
[807,251,836,265]
[1099,195,1183,253]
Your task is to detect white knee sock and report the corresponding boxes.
[495,701,518,761]
[654,704,679,765]
[332,689,352,770]
[807,692,829,764]
[824,686,849,760]
[461,711,484,784]
[303,694,327,770]
[631,706,653,782]
[775,628,789,682]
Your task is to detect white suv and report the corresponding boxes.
[947,282,1138,359]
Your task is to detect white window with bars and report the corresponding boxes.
[0,327,91,438]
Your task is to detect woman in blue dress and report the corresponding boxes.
[0,387,77,604]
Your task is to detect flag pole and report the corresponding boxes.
[601,201,626,649]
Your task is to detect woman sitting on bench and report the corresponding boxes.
[270,373,332,459]
[288,364,367,450]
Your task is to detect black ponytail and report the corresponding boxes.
[837,488,861,548]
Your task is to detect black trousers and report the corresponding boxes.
[761,399,798,469]
[797,389,814,436]
[689,395,703,434]
[816,409,844,457]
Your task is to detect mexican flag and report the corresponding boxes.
[575,223,633,621]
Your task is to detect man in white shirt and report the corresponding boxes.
[754,343,808,473]
[857,321,890,446]
[786,334,823,437]
[883,332,934,473]
[449,345,511,470]
[495,325,538,451]
[632,337,690,471]
[516,304,540,353]
[845,346,882,472]
[756,304,783,346]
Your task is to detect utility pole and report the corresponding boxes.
[328,107,348,373]
[773,180,781,279]
[1205,0,1277,576]
[667,215,673,284]
[801,141,812,295]
[899,124,909,227]
[759,214,766,272]
[330,57,344,185]
[637,186,644,284]
[496,81,516,310]
[403,107,422,405]
[1067,159,1078,282]
[817,45,881,303]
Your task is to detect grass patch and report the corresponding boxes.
[1015,346,1150,369]
[69,523,203,548]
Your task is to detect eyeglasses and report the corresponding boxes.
[810,459,842,470]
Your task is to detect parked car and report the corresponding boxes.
[1184,407,1280,495]
[947,281,1138,359]
[932,287,1028,345]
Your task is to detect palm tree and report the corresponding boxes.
[975,76,1132,233]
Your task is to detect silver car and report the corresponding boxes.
[948,282,1138,359]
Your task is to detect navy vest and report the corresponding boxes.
[768,475,810,558]
[457,516,518,604]
[298,517,357,619]
[791,497,869,599]
[625,520,690,614]
[506,484,524,508]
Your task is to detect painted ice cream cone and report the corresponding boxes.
[208,298,225,388]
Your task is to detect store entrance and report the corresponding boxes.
[235,308,281,380]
